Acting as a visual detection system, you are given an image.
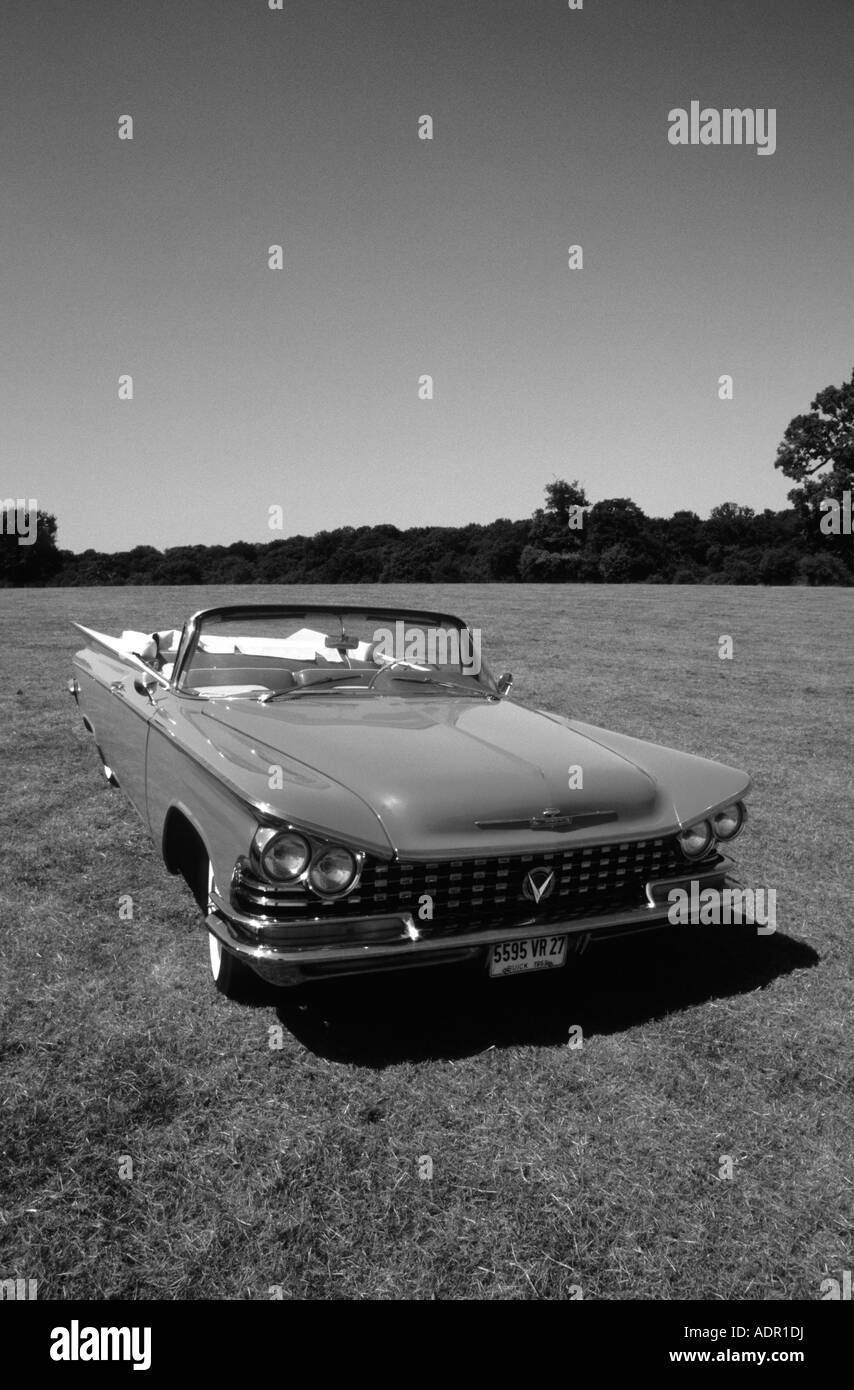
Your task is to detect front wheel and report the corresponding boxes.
[195,855,260,1002]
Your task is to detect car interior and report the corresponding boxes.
[118,618,484,699]
[180,628,379,696]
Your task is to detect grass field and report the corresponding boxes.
[1,583,851,1300]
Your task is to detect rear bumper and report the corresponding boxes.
[205,865,743,986]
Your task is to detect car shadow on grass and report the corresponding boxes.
[274,925,819,1067]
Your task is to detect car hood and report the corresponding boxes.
[188,695,750,860]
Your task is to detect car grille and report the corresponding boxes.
[232,836,691,935]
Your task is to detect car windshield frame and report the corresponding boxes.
[170,604,499,700]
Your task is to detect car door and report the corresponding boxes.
[78,648,160,823]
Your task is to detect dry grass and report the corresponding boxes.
[0,583,851,1299]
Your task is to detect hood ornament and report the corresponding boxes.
[476,809,619,833]
[530,807,573,831]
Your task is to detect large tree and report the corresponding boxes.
[774,367,854,531]
[0,508,61,585]
[527,478,590,569]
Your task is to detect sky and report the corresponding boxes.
[1,0,852,554]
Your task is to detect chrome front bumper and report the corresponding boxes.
[205,866,743,986]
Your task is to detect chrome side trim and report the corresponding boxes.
[645,865,733,907]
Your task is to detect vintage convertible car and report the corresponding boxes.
[69,603,751,997]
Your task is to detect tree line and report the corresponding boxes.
[3,367,853,586]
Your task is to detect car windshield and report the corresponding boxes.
[175,607,497,700]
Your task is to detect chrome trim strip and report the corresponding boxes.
[204,871,746,970]
[644,865,734,907]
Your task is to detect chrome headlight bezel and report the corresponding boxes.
[251,824,364,899]
[307,845,360,898]
[255,828,312,882]
[678,818,716,860]
[712,802,747,842]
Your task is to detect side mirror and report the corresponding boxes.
[497,672,513,697]
[134,676,157,703]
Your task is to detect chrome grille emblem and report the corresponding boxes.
[522,867,556,903]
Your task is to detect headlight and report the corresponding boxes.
[257,829,311,882]
[712,802,746,841]
[678,819,715,860]
[308,846,358,897]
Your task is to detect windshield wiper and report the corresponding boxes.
[259,672,366,703]
[366,659,495,698]
[415,679,497,699]
[372,666,497,699]
[260,670,498,703]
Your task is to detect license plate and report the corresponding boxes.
[489,934,568,977]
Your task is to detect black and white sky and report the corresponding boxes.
[2,0,852,553]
